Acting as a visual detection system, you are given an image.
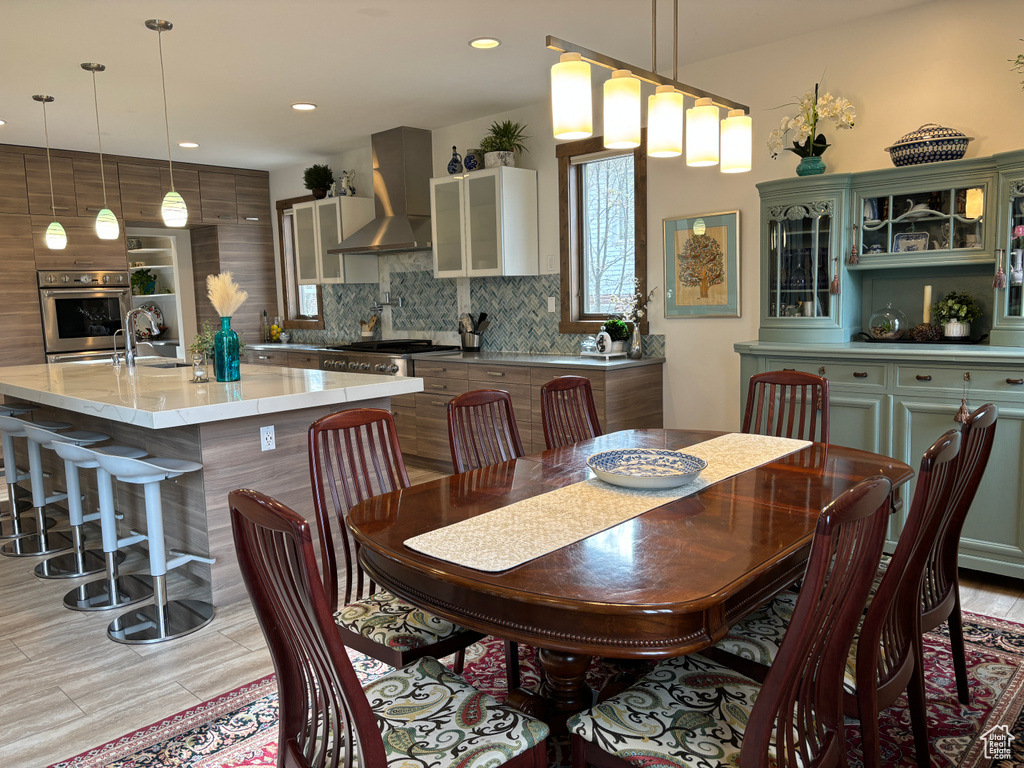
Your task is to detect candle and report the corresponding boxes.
[923,285,933,324]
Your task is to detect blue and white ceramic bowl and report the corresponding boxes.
[884,123,973,167]
[587,449,707,489]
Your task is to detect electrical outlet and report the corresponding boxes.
[260,425,275,451]
[547,253,555,271]
[547,296,557,313]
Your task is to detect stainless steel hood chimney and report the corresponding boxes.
[329,126,433,254]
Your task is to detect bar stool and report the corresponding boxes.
[94,452,215,644]
[51,441,153,612]
[22,423,116,579]
[0,414,75,557]
[0,403,47,540]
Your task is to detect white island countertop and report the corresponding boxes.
[0,362,423,429]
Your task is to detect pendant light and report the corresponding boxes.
[33,95,66,250]
[81,63,120,239]
[720,109,752,173]
[551,52,592,140]
[603,70,641,149]
[647,0,683,157]
[686,97,720,167]
[146,19,187,228]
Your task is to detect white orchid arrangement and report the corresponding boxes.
[613,279,656,324]
[767,83,856,159]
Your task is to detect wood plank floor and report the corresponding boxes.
[1,466,1022,766]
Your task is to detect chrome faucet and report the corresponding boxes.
[370,292,403,314]
[123,308,160,371]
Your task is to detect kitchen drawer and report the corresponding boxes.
[415,392,459,462]
[493,382,532,426]
[767,358,887,390]
[247,348,289,366]
[286,351,319,369]
[530,366,606,391]
[896,364,1024,397]
[392,405,417,456]
[420,377,470,397]
[467,363,531,386]
[414,360,467,380]
[391,392,418,408]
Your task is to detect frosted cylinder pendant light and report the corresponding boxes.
[720,109,752,173]
[551,52,592,140]
[82,63,120,239]
[33,95,67,250]
[147,19,188,228]
[686,97,720,167]
[603,70,640,149]
[648,85,683,158]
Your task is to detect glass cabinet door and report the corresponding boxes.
[293,202,319,285]
[1004,183,1024,317]
[857,185,984,258]
[766,203,833,320]
[431,177,466,276]
[466,172,499,273]
[317,200,344,282]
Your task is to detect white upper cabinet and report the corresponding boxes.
[430,167,538,278]
[292,197,377,285]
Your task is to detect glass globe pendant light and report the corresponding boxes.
[551,52,592,140]
[720,109,752,173]
[33,95,66,250]
[146,19,188,228]
[81,63,120,239]
[603,70,641,149]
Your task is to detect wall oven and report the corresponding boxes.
[39,270,131,362]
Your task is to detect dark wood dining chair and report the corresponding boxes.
[540,375,603,449]
[447,389,525,473]
[743,370,830,443]
[229,489,550,768]
[568,474,893,768]
[308,408,483,673]
[708,428,962,768]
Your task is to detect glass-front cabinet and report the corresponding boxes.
[992,152,1024,345]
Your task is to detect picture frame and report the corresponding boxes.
[664,210,740,318]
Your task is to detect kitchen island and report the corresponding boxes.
[0,361,423,604]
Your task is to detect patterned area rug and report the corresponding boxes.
[51,612,1024,768]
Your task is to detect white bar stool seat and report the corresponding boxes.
[94,452,215,644]
[0,415,75,557]
[0,403,53,540]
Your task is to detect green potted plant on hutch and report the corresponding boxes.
[480,120,529,169]
[303,164,335,200]
[932,290,982,339]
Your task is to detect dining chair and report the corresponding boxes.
[308,408,483,675]
[708,428,962,768]
[568,474,893,768]
[447,389,526,473]
[743,370,830,443]
[229,489,550,768]
[540,375,603,449]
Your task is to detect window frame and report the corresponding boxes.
[557,131,648,335]
[276,195,324,330]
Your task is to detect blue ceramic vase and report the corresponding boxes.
[214,316,240,382]
[796,155,826,176]
[447,146,463,174]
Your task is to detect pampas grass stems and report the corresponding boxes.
[207,272,248,317]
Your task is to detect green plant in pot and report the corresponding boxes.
[130,267,157,296]
[480,120,529,169]
[603,317,630,343]
[932,290,982,339]
[303,164,335,200]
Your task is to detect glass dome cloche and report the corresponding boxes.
[868,302,909,340]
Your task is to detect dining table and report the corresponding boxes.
[347,428,914,724]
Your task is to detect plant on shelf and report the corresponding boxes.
[766,82,855,176]
[130,267,157,296]
[932,291,981,337]
[303,164,335,199]
[480,120,529,168]
[603,317,630,342]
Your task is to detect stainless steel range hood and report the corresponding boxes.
[328,126,433,254]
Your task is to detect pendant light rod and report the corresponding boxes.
[673,0,678,81]
[81,63,109,208]
[651,0,656,73]
[546,35,748,112]
[146,18,176,192]
[32,95,57,215]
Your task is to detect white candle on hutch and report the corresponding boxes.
[923,284,933,324]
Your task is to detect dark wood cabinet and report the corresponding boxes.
[118,162,163,223]
[31,215,128,271]
[73,157,122,218]
[199,171,237,224]
[0,214,45,365]
[25,154,76,217]
[235,174,271,225]
[0,153,28,215]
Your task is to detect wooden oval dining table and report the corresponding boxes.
[347,429,914,725]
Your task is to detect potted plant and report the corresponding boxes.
[480,120,529,168]
[603,317,630,353]
[130,267,157,296]
[932,291,982,338]
[303,164,335,200]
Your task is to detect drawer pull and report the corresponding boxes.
[916,375,932,382]
[218,214,235,220]
[818,367,826,376]
[429,383,448,390]
[853,372,868,378]
[74,261,94,266]
[783,368,796,372]
[1007,378,1024,385]
[486,371,506,377]
[258,355,270,360]
[431,400,448,407]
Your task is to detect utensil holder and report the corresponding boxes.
[461,332,482,350]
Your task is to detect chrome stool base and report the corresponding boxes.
[0,512,56,540]
[63,572,153,612]
[35,548,124,579]
[1,528,72,557]
[107,599,215,644]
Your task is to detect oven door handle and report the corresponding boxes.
[41,288,130,299]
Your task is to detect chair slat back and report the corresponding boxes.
[308,409,410,609]
[447,389,525,473]
[540,376,603,449]
[741,475,891,768]
[743,371,830,443]
[230,489,386,768]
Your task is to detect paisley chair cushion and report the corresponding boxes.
[567,652,794,768]
[366,656,550,768]
[335,590,467,652]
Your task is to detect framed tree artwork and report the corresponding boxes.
[664,210,740,318]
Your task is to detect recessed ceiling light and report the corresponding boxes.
[469,37,501,49]
[178,141,199,148]
[292,102,317,111]
[0,120,6,126]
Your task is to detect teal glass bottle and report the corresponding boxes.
[214,316,240,382]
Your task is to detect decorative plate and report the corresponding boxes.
[587,449,707,490]
[133,303,165,339]
[893,232,930,253]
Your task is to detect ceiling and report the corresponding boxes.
[0,0,932,172]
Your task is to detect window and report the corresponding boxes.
[276,195,324,329]
[557,133,647,334]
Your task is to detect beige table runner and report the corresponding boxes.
[404,433,812,572]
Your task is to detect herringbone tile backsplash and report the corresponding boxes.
[283,255,665,357]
